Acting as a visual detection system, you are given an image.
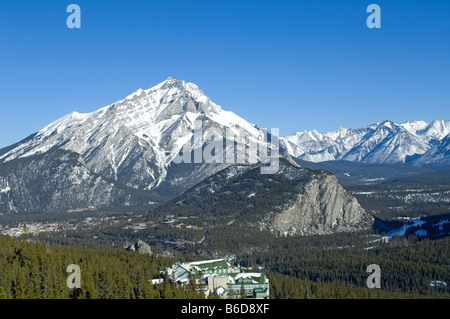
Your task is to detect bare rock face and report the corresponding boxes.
[0,150,158,214]
[273,174,372,236]
[0,78,272,194]
[152,158,373,237]
[124,240,152,255]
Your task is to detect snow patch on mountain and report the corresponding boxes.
[282,119,450,165]
[0,77,273,191]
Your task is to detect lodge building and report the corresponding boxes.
[163,258,270,299]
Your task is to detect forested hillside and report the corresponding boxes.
[0,235,448,299]
[245,237,450,298]
[0,235,203,299]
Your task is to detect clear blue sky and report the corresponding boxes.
[1,0,449,148]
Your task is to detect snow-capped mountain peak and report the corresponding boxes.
[400,120,429,135]
[282,119,450,165]
[0,78,270,191]
[419,119,450,140]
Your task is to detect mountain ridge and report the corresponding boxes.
[146,158,372,242]
[0,78,274,194]
[0,78,279,214]
[0,77,449,216]
[282,119,450,166]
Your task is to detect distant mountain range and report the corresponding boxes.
[281,119,450,166]
[0,78,449,223]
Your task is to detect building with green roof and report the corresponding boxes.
[164,258,269,299]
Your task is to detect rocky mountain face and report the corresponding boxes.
[0,78,278,214]
[272,173,371,236]
[414,134,450,166]
[151,158,372,236]
[0,78,275,193]
[282,120,450,165]
[0,150,159,214]
[0,77,448,229]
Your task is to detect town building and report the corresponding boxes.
[163,258,270,299]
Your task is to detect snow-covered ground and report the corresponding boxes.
[382,218,426,242]
[282,119,450,165]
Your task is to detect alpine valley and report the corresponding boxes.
[0,78,449,299]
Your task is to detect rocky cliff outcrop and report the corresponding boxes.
[123,240,152,255]
[151,158,373,237]
[272,174,372,236]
